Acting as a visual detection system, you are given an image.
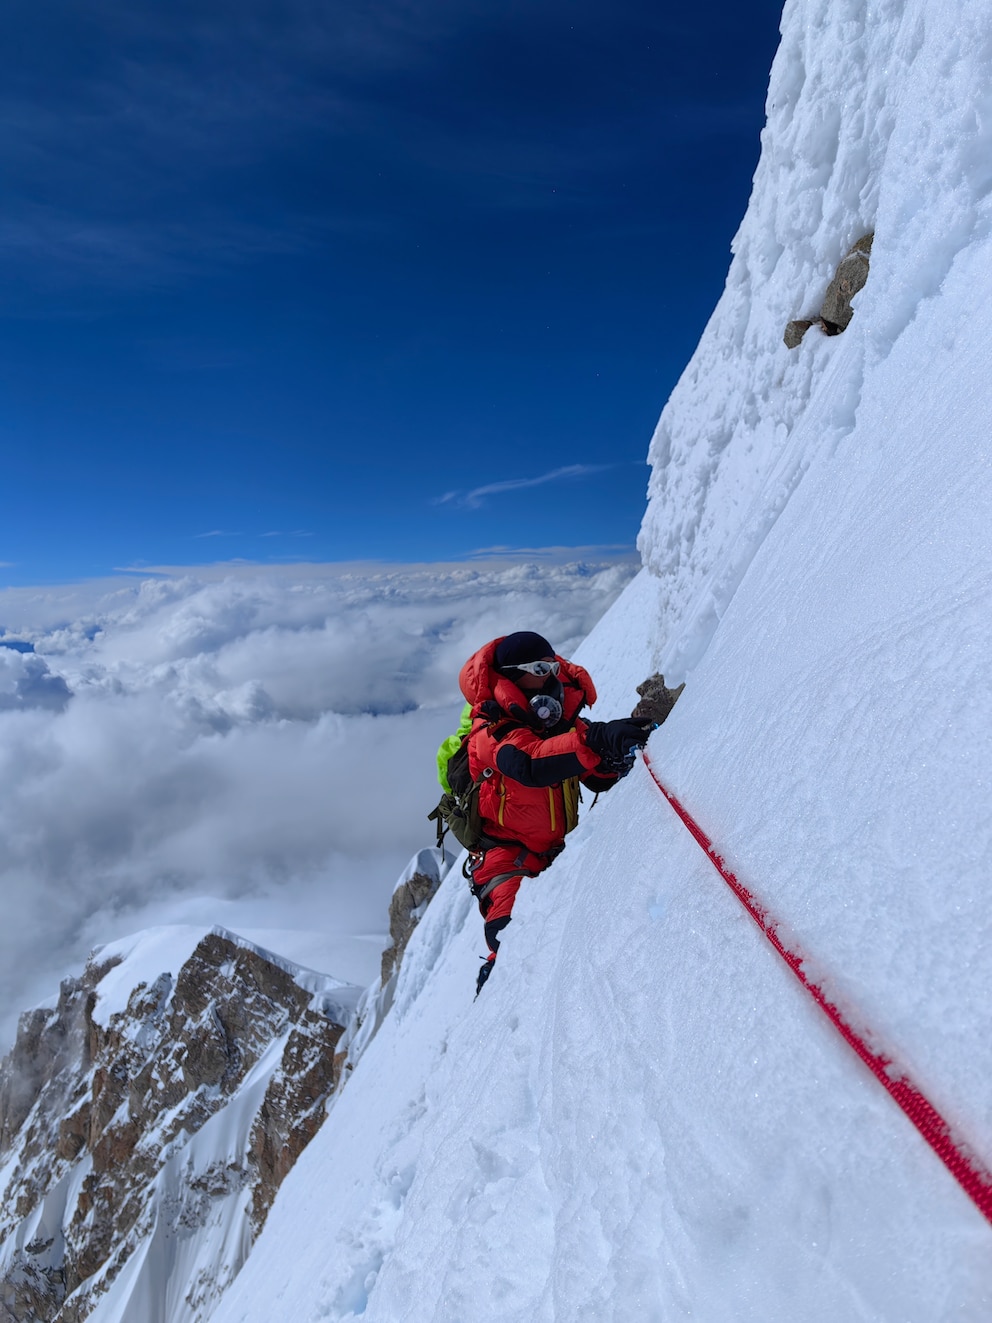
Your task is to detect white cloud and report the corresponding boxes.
[436,463,615,509]
[0,649,72,712]
[0,558,637,1044]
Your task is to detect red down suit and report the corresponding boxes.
[458,638,617,955]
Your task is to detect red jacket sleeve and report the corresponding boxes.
[494,722,600,788]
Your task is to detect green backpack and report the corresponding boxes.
[428,736,494,855]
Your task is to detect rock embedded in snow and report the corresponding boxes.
[0,927,359,1322]
[784,231,875,346]
[818,231,873,332]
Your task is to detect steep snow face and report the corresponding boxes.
[638,0,992,680]
[211,0,992,1319]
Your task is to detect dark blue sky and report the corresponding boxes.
[1,0,783,585]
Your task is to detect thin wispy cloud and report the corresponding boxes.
[0,4,502,291]
[114,560,251,575]
[437,463,615,510]
[0,1,753,298]
[468,543,637,561]
[193,530,316,543]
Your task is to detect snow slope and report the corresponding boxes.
[210,0,992,1318]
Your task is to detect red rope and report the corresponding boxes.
[642,751,992,1226]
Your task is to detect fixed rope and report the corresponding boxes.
[641,750,992,1227]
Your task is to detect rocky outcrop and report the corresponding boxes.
[248,998,345,1233]
[630,672,685,726]
[0,846,448,1323]
[335,849,448,1089]
[0,928,358,1323]
[381,870,441,986]
[379,848,446,989]
[784,232,874,347]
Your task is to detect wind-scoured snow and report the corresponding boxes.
[638,0,992,685]
[189,0,992,1316]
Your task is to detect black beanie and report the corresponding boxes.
[494,631,555,670]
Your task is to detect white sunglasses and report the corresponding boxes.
[512,659,560,677]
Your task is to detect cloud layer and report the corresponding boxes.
[0,559,635,1045]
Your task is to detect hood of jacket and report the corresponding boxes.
[458,636,597,722]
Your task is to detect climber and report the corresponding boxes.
[454,631,654,995]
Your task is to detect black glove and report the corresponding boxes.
[584,717,653,764]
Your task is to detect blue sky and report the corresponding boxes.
[1,0,783,586]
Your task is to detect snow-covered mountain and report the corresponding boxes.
[0,928,360,1321]
[7,0,992,1317]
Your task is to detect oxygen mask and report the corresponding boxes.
[529,693,563,728]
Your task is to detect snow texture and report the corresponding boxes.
[207,0,992,1317]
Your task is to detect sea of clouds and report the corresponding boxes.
[0,558,636,1047]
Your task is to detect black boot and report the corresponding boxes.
[475,956,495,997]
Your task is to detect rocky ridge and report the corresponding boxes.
[0,927,360,1322]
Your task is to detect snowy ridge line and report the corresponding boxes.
[641,751,992,1227]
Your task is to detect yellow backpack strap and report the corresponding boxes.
[562,777,580,834]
